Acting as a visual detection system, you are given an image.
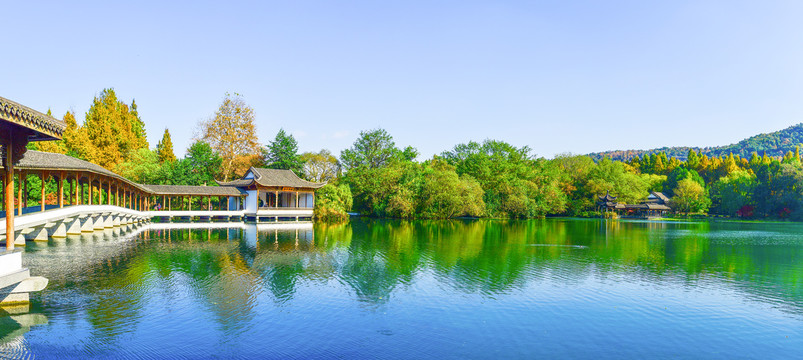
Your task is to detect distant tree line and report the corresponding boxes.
[590,123,803,162]
[26,89,803,221]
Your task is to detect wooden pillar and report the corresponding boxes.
[275,190,279,208]
[22,171,27,211]
[107,180,112,205]
[88,175,93,205]
[207,196,211,211]
[40,171,47,212]
[58,171,64,208]
[75,175,81,205]
[168,196,172,211]
[17,170,24,216]
[256,188,260,210]
[5,139,15,250]
[295,191,299,208]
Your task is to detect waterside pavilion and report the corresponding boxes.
[217,167,324,221]
[597,191,672,219]
[0,96,65,303]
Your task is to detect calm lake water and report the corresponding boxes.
[1,218,801,359]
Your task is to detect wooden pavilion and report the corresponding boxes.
[1,97,66,249]
[597,191,672,219]
[216,167,325,220]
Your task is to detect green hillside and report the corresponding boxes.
[589,123,803,161]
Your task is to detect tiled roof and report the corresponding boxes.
[144,184,244,196]
[4,151,245,196]
[218,167,325,189]
[215,179,254,187]
[6,150,149,191]
[650,191,670,203]
[0,96,66,141]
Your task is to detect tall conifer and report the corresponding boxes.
[156,128,176,163]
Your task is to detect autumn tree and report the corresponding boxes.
[156,128,176,163]
[83,88,149,170]
[263,128,303,175]
[197,93,260,181]
[301,149,340,182]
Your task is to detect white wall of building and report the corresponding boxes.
[245,190,257,214]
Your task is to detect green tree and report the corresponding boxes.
[184,141,223,186]
[301,149,340,182]
[686,149,700,170]
[340,128,398,170]
[663,167,704,196]
[314,184,353,221]
[442,140,566,218]
[156,128,176,163]
[263,129,303,175]
[710,169,756,216]
[582,158,658,206]
[117,148,161,184]
[419,159,485,218]
[671,178,711,214]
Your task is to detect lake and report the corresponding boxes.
[1,218,801,359]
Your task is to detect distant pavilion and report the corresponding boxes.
[597,191,672,219]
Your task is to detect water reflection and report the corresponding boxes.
[22,220,803,313]
[9,219,803,358]
[0,304,48,356]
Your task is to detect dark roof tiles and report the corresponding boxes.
[217,167,325,189]
[4,151,245,197]
[0,96,66,140]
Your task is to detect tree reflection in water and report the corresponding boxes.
[11,218,803,354]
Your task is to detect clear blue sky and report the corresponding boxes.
[3,0,803,159]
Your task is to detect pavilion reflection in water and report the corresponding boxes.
[141,222,315,249]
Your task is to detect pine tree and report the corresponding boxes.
[156,128,176,163]
[263,128,303,175]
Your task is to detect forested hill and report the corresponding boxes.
[589,123,803,161]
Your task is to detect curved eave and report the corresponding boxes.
[0,96,67,140]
